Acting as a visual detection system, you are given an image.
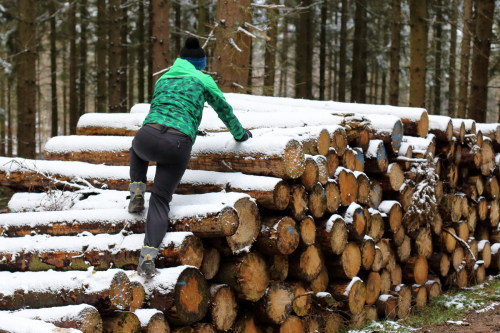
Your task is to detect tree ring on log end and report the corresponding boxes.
[283,139,305,179]
[226,198,261,253]
[348,280,367,314]
[273,181,291,211]
[317,129,331,156]
[418,111,429,138]
[170,267,209,325]
[108,270,132,311]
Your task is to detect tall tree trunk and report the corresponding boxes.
[278,15,289,97]
[351,0,367,103]
[457,0,473,118]
[16,0,37,158]
[62,44,68,135]
[79,0,88,118]
[7,79,13,156]
[68,1,78,134]
[433,0,443,115]
[389,0,401,106]
[197,0,209,36]
[96,0,107,113]
[137,0,145,102]
[128,40,136,111]
[263,1,279,96]
[108,0,121,112]
[173,1,181,63]
[0,75,4,156]
[319,0,328,100]
[468,0,495,122]
[338,0,348,101]
[150,0,170,87]
[49,1,58,137]
[119,0,128,112]
[409,0,428,108]
[294,0,314,99]
[448,0,458,116]
[212,0,252,92]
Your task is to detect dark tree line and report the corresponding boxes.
[0,0,498,158]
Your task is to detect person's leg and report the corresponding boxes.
[128,129,150,213]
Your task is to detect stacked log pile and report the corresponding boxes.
[1,94,500,332]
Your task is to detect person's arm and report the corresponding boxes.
[203,77,248,140]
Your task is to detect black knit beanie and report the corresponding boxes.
[179,37,206,58]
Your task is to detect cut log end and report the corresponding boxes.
[226,198,261,253]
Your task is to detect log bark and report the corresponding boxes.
[329,278,366,315]
[0,269,132,312]
[0,232,204,272]
[11,304,103,333]
[215,252,269,302]
[102,311,141,333]
[208,284,237,331]
[130,266,209,325]
[256,216,300,255]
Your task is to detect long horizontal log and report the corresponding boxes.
[10,304,102,333]
[0,269,132,312]
[127,266,209,325]
[0,232,203,272]
[4,191,260,254]
[44,134,306,179]
[476,123,500,143]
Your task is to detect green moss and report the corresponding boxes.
[28,255,55,271]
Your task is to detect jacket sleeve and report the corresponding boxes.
[203,77,246,140]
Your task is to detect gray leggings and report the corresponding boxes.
[130,125,192,248]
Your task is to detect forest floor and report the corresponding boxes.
[347,276,500,333]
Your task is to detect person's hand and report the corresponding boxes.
[235,129,252,142]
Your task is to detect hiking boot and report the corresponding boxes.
[137,246,159,278]
[128,182,146,213]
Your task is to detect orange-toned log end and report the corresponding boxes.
[365,272,382,305]
[140,311,170,333]
[167,267,210,325]
[255,281,294,325]
[129,281,145,312]
[102,311,141,333]
[325,181,341,214]
[309,265,329,293]
[272,181,291,211]
[403,256,428,285]
[215,252,269,302]
[300,156,320,191]
[326,148,340,177]
[299,216,316,246]
[328,242,361,279]
[361,237,376,271]
[160,234,204,268]
[108,270,133,311]
[278,315,305,333]
[232,314,262,333]
[425,280,442,301]
[330,278,366,315]
[418,111,429,138]
[209,284,238,331]
[289,245,323,282]
[226,198,261,254]
[289,185,309,221]
[393,284,411,319]
[291,281,312,317]
[317,129,332,156]
[412,284,428,309]
[336,168,358,206]
[331,127,348,157]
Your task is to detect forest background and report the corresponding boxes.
[0,0,498,159]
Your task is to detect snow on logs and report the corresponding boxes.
[0,269,132,312]
[43,134,306,179]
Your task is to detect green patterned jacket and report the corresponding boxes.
[144,58,246,143]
